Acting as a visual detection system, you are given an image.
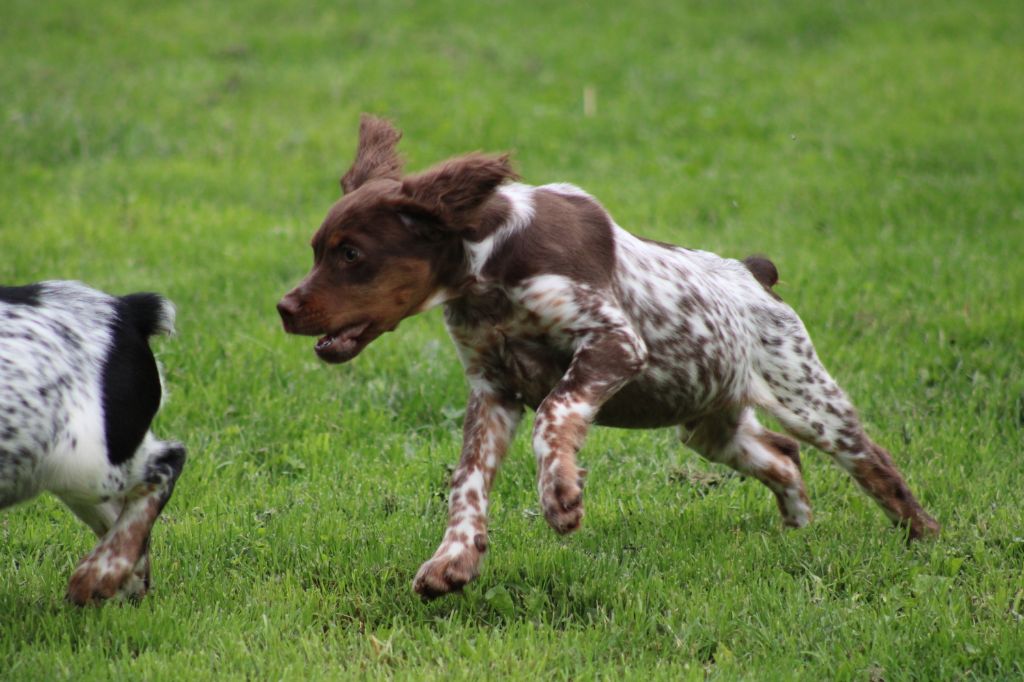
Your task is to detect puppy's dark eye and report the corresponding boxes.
[340,246,360,263]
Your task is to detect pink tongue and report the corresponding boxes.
[317,322,369,352]
[334,334,358,351]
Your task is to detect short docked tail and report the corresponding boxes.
[743,255,781,300]
[120,293,177,338]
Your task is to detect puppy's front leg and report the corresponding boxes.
[413,388,522,599]
[534,327,647,534]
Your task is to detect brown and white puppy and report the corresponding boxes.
[278,115,939,599]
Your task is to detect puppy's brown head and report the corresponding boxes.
[278,115,516,363]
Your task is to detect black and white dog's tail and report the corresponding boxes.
[120,293,176,339]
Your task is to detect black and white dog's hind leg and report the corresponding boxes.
[64,437,186,605]
[0,281,186,605]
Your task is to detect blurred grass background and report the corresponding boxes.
[1,0,1022,678]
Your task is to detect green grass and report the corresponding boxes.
[2,0,1022,678]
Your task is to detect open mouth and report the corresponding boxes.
[314,320,371,363]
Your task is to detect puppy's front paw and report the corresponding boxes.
[66,548,136,606]
[116,553,152,603]
[412,536,487,600]
[540,467,586,534]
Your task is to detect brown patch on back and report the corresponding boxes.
[484,189,616,286]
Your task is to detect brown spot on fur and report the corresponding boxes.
[450,469,469,490]
[844,442,940,540]
[66,496,163,606]
[758,430,802,471]
[413,544,483,599]
[483,189,616,286]
[536,396,594,534]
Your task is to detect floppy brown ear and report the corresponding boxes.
[398,153,517,229]
[340,114,403,193]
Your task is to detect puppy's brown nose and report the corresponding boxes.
[277,295,301,333]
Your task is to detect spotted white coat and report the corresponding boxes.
[0,281,185,605]
[413,182,938,598]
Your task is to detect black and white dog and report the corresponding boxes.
[1,281,185,605]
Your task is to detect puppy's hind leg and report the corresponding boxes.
[755,330,939,540]
[66,440,185,606]
[681,407,812,529]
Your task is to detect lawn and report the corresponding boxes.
[2,0,1022,678]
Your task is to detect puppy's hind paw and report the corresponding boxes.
[540,467,586,535]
